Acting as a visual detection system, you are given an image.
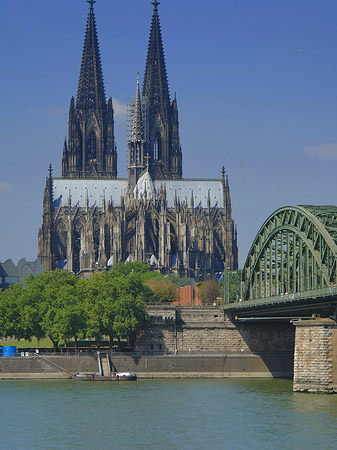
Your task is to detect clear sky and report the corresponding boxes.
[1,0,337,267]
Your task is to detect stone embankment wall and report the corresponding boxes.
[136,305,295,355]
[294,318,337,393]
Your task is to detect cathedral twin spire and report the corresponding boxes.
[130,0,182,183]
[143,1,170,118]
[62,0,116,179]
[62,0,181,182]
[76,0,106,112]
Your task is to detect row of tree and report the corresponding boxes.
[0,263,153,350]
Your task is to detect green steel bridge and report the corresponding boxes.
[226,205,337,317]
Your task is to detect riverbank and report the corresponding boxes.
[0,352,293,379]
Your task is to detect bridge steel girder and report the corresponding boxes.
[242,206,337,301]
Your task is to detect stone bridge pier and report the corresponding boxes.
[293,318,337,393]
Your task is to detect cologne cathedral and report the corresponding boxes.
[38,1,238,278]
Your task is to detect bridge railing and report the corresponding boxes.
[224,285,337,310]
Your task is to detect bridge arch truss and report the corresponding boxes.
[242,206,337,301]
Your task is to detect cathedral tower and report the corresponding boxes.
[62,1,117,178]
[141,1,182,181]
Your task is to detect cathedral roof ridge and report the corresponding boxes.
[54,177,128,181]
[155,177,223,182]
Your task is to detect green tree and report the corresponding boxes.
[113,293,148,348]
[80,271,120,349]
[78,276,106,349]
[81,270,150,349]
[24,270,80,351]
[168,274,193,287]
[109,261,151,277]
[111,272,149,347]
[52,284,86,350]
[0,283,44,341]
[220,269,242,302]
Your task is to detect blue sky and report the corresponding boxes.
[1,0,337,266]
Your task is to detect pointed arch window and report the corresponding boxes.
[130,143,135,164]
[136,143,140,163]
[87,131,96,161]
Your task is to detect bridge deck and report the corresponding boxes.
[224,286,337,316]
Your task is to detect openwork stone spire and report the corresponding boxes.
[76,1,106,111]
[139,1,182,181]
[62,1,117,179]
[143,1,170,115]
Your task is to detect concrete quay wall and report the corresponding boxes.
[0,352,293,379]
[111,353,293,378]
[0,355,97,379]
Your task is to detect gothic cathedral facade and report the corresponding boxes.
[38,1,238,278]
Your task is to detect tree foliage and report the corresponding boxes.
[199,279,220,304]
[220,270,243,302]
[0,268,150,350]
[145,278,178,302]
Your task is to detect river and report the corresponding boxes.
[2,379,337,450]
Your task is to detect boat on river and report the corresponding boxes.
[75,372,137,381]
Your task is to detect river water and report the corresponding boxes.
[2,378,337,450]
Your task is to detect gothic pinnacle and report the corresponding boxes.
[221,166,226,179]
[152,1,160,12]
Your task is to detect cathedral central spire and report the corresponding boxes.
[128,74,147,188]
[132,73,144,140]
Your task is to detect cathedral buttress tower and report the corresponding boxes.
[38,165,53,271]
[62,1,117,178]
[142,1,182,180]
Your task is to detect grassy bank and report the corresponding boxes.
[0,338,53,348]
